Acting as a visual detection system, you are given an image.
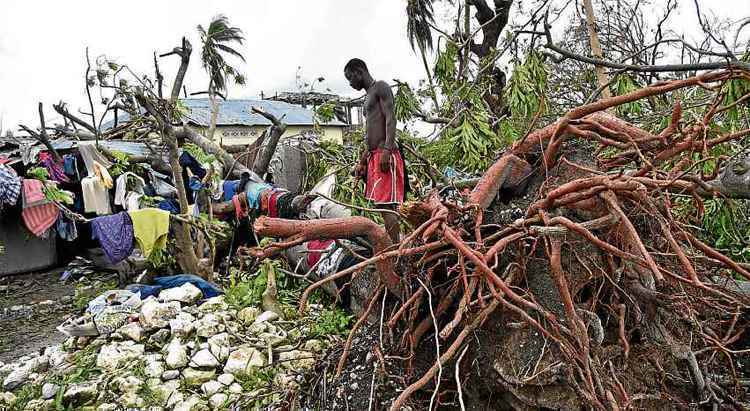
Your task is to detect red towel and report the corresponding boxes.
[365,149,405,204]
[21,179,58,237]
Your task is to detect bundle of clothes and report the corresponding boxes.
[58,274,223,337]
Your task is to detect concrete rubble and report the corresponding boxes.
[0,291,335,410]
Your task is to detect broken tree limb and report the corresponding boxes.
[251,106,287,177]
[53,102,97,134]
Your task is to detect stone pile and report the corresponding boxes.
[0,283,330,410]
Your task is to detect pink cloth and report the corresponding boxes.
[21,179,58,237]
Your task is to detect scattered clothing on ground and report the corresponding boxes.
[126,274,223,300]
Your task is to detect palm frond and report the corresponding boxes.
[407,0,435,51]
[198,14,247,92]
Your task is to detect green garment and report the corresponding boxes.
[128,208,170,258]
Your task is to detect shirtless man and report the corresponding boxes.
[344,58,404,243]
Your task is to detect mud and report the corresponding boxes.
[0,269,118,363]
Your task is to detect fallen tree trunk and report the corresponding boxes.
[251,216,400,294]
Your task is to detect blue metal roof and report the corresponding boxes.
[103,98,346,130]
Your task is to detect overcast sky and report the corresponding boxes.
[1,0,748,133]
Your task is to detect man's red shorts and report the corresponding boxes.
[365,148,405,205]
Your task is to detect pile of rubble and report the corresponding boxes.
[0,282,335,410]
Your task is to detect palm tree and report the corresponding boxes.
[197,15,247,142]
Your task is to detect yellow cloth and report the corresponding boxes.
[128,208,170,258]
[92,161,113,189]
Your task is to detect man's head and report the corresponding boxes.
[344,58,370,91]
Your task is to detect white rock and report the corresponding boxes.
[96,342,145,371]
[115,375,143,394]
[195,314,224,338]
[3,356,48,390]
[223,346,266,376]
[198,296,228,313]
[258,332,286,346]
[139,298,181,330]
[182,368,215,386]
[278,350,315,371]
[97,404,118,411]
[173,394,208,411]
[42,382,60,399]
[228,382,243,394]
[237,306,261,324]
[0,392,16,406]
[254,311,280,324]
[117,323,144,342]
[119,391,144,408]
[144,355,165,378]
[44,345,67,369]
[275,372,300,390]
[207,333,231,362]
[149,379,179,407]
[159,283,202,304]
[166,390,185,408]
[169,312,196,338]
[190,349,220,368]
[304,339,325,353]
[2,366,29,391]
[164,339,189,369]
[162,370,180,381]
[217,373,235,386]
[201,380,223,396]
[63,382,98,405]
[209,392,229,408]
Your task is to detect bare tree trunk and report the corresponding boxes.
[583,0,611,99]
[207,82,220,143]
[161,37,192,102]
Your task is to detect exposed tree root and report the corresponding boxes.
[252,69,750,409]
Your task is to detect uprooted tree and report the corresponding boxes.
[245,1,750,409]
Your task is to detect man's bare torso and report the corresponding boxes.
[364,81,389,151]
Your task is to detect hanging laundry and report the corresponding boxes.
[129,208,170,259]
[38,152,69,183]
[147,168,177,198]
[222,180,239,202]
[92,161,113,189]
[56,214,78,241]
[157,199,180,214]
[246,181,271,210]
[81,176,111,215]
[21,179,59,237]
[114,172,145,207]
[123,192,142,211]
[91,212,134,264]
[78,143,113,176]
[0,164,21,209]
[62,154,80,181]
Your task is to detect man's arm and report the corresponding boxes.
[378,82,397,151]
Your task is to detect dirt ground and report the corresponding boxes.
[0,269,116,363]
